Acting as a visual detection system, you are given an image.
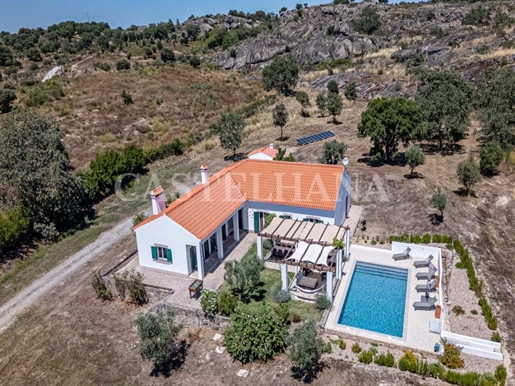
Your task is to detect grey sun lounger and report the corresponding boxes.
[415,279,437,293]
[416,263,437,280]
[413,254,434,269]
[392,247,411,261]
[413,296,437,311]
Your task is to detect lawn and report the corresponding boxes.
[221,243,323,323]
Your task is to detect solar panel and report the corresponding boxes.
[296,131,335,146]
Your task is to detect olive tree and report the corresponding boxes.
[405,145,425,175]
[295,91,310,117]
[479,141,504,176]
[136,310,182,375]
[224,253,264,301]
[287,320,326,382]
[431,188,447,219]
[316,93,327,116]
[214,113,245,158]
[457,156,481,196]
[326,92,343,123]
[319,140,347,165]
[272,103,288,140]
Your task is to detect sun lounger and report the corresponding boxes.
[392,247,411,261]
[413,255,434,269]
[416,263,437,280]
[413,297,437,311]
[415,279,437,293]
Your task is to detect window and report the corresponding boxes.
[151,246,172,263]
[304,218,322,223]
[279,214,292,219]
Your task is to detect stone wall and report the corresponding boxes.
[152,302,231,330]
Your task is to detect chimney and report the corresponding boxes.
[269,143,274,149]
[150,186,166,215]
[201,164,209,184]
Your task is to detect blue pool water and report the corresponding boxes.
[338,262,408,338]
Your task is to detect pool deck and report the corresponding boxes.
[325,244,442,354]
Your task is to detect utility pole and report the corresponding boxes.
[87,12,90,23]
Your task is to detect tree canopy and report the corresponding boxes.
[344,82,357,101]
[358,97,421,162]
[295,91,310,117]
[319,140,347,165]
[224,303,287,364]
[415,71,472,151]
[0,112,89,239]
[457,156,481,196]
[262,56,299,96]
[431,188,447,219]
[405,145,425,175]
[326,92,343,123]
[353,7,381,34]
[214,113,245,157]
[479,141,504,176]
[224,252,264,301]
[287,320,326,382]
[272,103,288,140]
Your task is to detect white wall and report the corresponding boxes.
[391,242,441,261]
[135,215,200,275]
[441,331,503,360]
[334,170,351,226]
[245,202,335,232]
[248,153,273,161]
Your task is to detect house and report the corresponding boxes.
[247,144,278,160]
[133,158,351,280]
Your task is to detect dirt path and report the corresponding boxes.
[0,216,135,334]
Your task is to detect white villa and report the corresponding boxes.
[133,156,352,299]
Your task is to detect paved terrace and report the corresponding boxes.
[325,244,442,353]
[118,233,254,311]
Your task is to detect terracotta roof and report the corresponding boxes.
[134,159,344,240]
[151,186,164,196]
[247,145,278,158]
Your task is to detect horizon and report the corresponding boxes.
[0,0,421,34]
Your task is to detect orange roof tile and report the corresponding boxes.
[134,159,344,240]
[247,145,278,158]
[151,186,164,196]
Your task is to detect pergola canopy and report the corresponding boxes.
[258,217,348,246]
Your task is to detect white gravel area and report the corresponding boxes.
[445,257,491,341]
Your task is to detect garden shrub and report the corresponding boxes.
[338,339,346,350]
[224,303,286,364]
[358,349,375,364]
[452,305,465,315]
[398,350,418,372]
[315,294,332,310]
[351,342,361,353]
[495,364,507,386]
[291,313,302,323]
[273,289,291,303]
[125,270,148,305]
[432,234,442,243]
[200,289,219,316]
[91,271,113,301]
[455,261,465,269]
[325,341,332,353]
[218,290,238,316]
[274,303,290,325]
[374,352,395,367]
[491,331,501,342]
[410,234,421,244]
[421,234,431,244]
[287,320,326,380]
[440,342,464,369]
[416,359,430,377]
[428,362,446,379]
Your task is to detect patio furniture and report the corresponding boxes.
[413,296,437,311]
[392,247,411,261]
[298,276,318,289]
[416,263,437,280]
[413,255,434,269]
[188,279,203,299]
[415,279,438,293]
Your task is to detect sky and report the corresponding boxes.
[0,0,325,33]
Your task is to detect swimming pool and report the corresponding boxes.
[338,261,408,338]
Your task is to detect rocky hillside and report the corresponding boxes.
[209,1,515,98]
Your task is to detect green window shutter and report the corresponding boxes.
[166,248,172,263]
[151,246,158,260]
[303,218,309,222]
[254,212,260,232]
[279,215,285,219]
[318,219,323,223]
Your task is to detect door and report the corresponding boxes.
[254,211,260,232]
[222,224,227,240]
[238,209,243,230]
[189,246,198,271]
[203,241,210,259]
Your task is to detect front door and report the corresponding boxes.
[254,211,260,232]
[189,246,198,271]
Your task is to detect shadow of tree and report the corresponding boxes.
[224,153,246,162]
[291,361,327,383]
[404,172,425,179]
[428,213,443,225]
[149,340,189,378]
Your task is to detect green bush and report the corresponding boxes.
[353,7,380,34]
[480,142,504,176]
[491,331,501,342]
[287,320,326,380]
[455,261,465,269]
[351,342,361,353]
[218,290,238,316]
[452,306,465,316]
[495,364,507,386]
[428,362,446,379]
[432,234,442,243]
[338,339,346,350]
[416,359,430,377]
[200,289,219,316]
[358,349,375,364]
[325,341,332,353]
[274,303,290,325]
[421,234,431,244]
[116,59,131,70]
[143,138,184,162]
[398,350,418,372]
[471,309,478,315]
[440,342,464,369]
[0,206,31,255]
[272,288,291,303]
[374,352,395,367]
[225,303,287,364]
[133,212,148,227]
[315,294,332,310]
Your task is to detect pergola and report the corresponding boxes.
[257,218,351,302]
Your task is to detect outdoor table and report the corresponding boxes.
[189,279,203,299]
